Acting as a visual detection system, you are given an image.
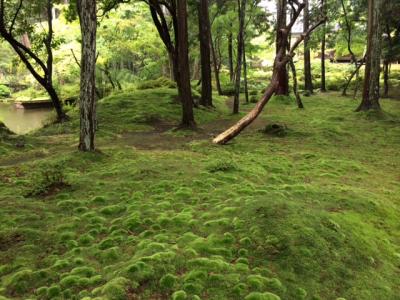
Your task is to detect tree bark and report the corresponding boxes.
[383,60,389,97]
[228,30,234,82]
[303,0,313,94]
[289,58,304,108]
[198,0,213,106]
[211,35,223,95]
[243,41,249,103]
[77,0,97,151]
[357,0,383,111]
[233,0,246,114]
[177,0,195,127]
[320,0,326,92]
[275,0,289,95]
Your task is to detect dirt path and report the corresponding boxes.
[119,98,267,150]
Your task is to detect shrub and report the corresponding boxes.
[250,95,259,103]
[25,162,69,197]
[0,84,11,98]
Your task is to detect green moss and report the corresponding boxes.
[245,292,281,300]
[47,284,61,298]
[4,269,34,294]
[172,290,187,300]
[60,275,81,288]
[159,273,177,290]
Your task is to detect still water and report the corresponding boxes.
[0,102,53,134]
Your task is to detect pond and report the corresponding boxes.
[0,102,54,134]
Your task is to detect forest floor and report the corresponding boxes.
[1,88,400,300]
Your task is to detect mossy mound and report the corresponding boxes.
[261,123,288,137]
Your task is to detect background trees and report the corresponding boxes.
[0,0,66,121]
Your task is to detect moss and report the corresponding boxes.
[4,269,34,294]
[96,277,131,300]
[47,284,61,298]
[172,290,187,300]
[159,273,177,290]
[60,275,81,288]
[245,292,281,300]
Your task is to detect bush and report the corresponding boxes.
[0,84,11,98]
[25,162,69,197]
[250,95,259,103]
[136,77,176,90]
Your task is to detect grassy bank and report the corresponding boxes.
[0,88,400,300]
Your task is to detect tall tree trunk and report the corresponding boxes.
[228,30,234,82]
[211,35,223,95]
[77,0,97,151]
[357,0,383,111]
[275,0,289,95]
[233,0,246,114]
[243,42,249,104]
[320,25,327,92]
[198,0,213,106]
[177,0,195,127]
[303,0,313,94]
[320,0,326,92]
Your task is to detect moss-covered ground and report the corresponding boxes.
[1,87,400,300]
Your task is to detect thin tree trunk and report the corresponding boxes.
[320,0,327,92]
[289,58,304,108]
[233,0,246,114]
[177,0,195,127]
[303,0,313,94]
[211,35,223,95]
[198,0,213,106]
[342,59,364,96]
[357,0,383,111]
[243,41,249,103]
[77,0,97,151]
[228,31,234,82]
[275,0,289,95]
[383,60,389,97]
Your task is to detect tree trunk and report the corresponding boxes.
[198,0,213,106]
[289,58,304,108]
[177,0,195,127]
[77,0,97,151]
[303,0,313,94]
[243,41,249,103]
[383,60,389,97]
[357,0,383,111]
[228,31,234,82]
[320,0,326,92]
[233,0,246,114]
[275,0,289,95]
[211,35,223,95]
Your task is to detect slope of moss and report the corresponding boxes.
[0,90,399,299]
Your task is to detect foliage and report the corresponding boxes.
[0,85,11,98]
[25,161,68,197]
[136,77,177,90]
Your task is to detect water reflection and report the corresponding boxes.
[0,102,54,134]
